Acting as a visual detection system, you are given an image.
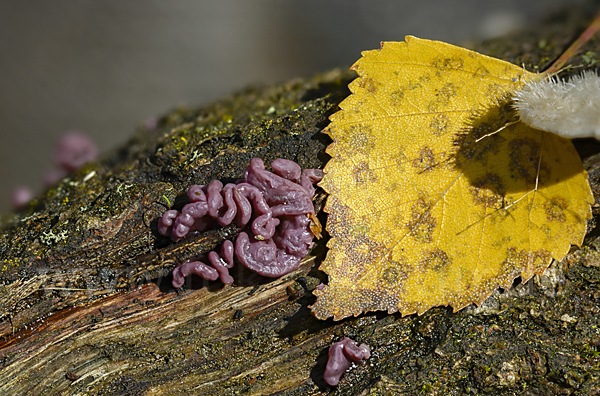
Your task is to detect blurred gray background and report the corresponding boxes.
[0,0,590,212]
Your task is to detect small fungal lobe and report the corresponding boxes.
[324,337,370,386]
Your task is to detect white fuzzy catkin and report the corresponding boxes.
[513,70,600,139]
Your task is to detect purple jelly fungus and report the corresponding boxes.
[54,130,98,172]
[143,117,158,130]
[12,185,34,209]
[158,158,323,287]
[323,337,370,386]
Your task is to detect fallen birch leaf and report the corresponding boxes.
[311,36,593,320]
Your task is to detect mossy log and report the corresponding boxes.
[2,9,600,395]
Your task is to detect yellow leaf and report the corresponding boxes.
[311,36,593,320]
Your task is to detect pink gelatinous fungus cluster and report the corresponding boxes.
[55,131,98,172]
[158,158,323,288]
[45,130,98,186]
[324,337,371,386]
[11,130,97,209]
[11,186,34,210]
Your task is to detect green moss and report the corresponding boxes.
[582,50,598,65]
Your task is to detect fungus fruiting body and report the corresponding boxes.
[44,130,98,186]
[158,158,323,287]
[54,130,98,172]
[323,337,370,386]
[10,130,98,209]
[11,186,34,209]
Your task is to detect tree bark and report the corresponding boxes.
[2,6,600,395]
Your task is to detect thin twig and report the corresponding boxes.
[546,12,600,74]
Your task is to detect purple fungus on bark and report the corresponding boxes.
[158,158,323,287]
[11,186,34,209]
[143,117,158,130]
[8,130,98,210]
[172,240,235,288]
[55,130,98,172]
[323,337,370,386]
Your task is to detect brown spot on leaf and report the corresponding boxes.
[379,257,408,297]
[420,248,452,272]
[390,89,404,105]
[544,196,568,222]
[335,124,375,156]
[485,83,504,96]
[352,162,378,185]
[418,73,432,84]
[454,129,503,168]
[392,80,424,106]
[358,77,378,93]
[356,288,401,313]
[426,82,459,111]
[509,138,549,184]
[469,173,506,209]
[412,146,437,173]
[427,100,440,112]
[473,65,491,76]
[389,149,408,172]
[429,114,450,136]
[404,80,423,91]
[432,56,464,71]
[503,247,552,279]
[342,236,387,281]
[381,262,403,285]
[392,211,404,226]
[406,197,437,243]
[436,82,458,105]
[324,197,354,239]
[382,267,399,284]
[385,182,400,192]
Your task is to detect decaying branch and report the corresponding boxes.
[2,8,600,395]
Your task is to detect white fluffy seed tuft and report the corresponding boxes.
[513,70,600,139]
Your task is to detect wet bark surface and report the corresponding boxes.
[1,5,600,395]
